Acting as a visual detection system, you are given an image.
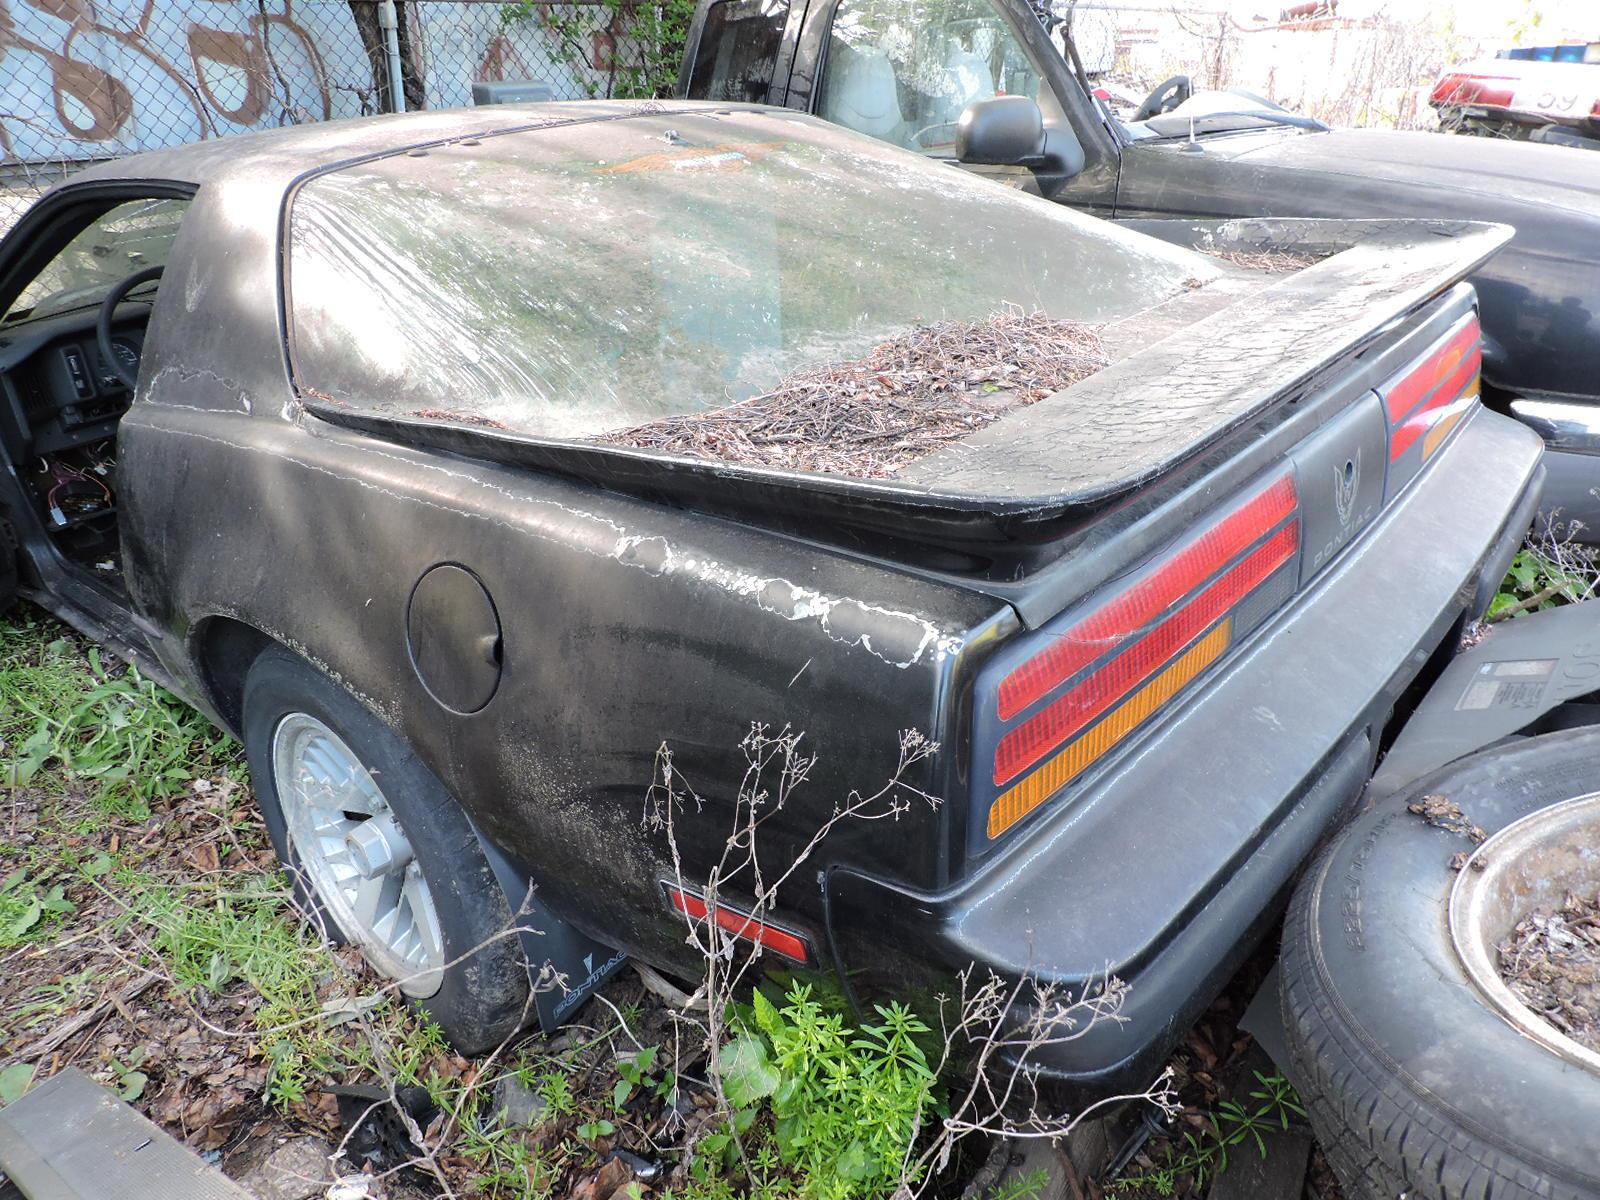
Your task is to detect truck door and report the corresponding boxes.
[679,0,804,106]
[784,0,1122,213]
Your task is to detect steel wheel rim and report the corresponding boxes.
[271,712,445,997]
[1449,792,1600,1077]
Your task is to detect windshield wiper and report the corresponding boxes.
[1149,110,1329,138]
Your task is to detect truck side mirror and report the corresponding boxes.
[957,96,1044,165]
[956,96,1086,180]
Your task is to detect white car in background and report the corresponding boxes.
[1432,48,1600,149]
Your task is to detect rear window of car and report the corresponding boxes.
[286,109,1207,441]
[684,0,790,103]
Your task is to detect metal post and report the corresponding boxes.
[378,0,406,113]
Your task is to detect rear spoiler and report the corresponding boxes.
[307,219,1511,552]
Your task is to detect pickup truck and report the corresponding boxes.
[678,0,1600,535]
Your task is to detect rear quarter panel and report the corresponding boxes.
[115,397,1007,973]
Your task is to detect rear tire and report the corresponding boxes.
[1280,729,1600,1200]
[242,645,529,1054]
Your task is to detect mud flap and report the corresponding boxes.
[0,514,17,613]
[1368,599,1600,802]
[470,824,629,1033]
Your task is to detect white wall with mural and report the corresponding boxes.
[0,0,608,166]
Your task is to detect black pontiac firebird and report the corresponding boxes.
[0,101,1561,1129]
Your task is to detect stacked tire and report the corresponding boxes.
[1279,729,1600,1200]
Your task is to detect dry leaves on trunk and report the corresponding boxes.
[597,310,1107,479]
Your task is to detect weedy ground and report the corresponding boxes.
[0,606,697,1198]
[11,518,1585,1200]
[0,606,1009,1199]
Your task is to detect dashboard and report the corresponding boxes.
[0,309,142,458]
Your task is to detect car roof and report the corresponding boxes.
[67,99,766,193]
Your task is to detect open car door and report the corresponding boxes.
[0,183,191,634]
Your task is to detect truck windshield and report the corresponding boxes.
[288,108,1210,441]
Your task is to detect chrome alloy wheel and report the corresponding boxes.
[271,713,445,997]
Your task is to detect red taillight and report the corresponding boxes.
[666,887,810,964]
[983,473,1301,839]
[994,521,1300,786]
[1390,348,1481,460]
[996,475,1298,721]
[1431,72,1516,109]
[1429,74,1464,105]
[1382,314,1482,463]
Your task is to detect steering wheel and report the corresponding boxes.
[911,120,961,151]
[1132,74,1193,122]
[97,265,163,392]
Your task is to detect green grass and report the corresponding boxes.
[0,866,75,949]
[1488,544,1600,622]
[127,872,395,1107]
[0,609,400,1104]
[0,613,239,819]
[1109,1072,1306,1198]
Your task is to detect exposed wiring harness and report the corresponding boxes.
[37,450,114,527]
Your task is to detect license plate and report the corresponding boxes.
[1510,86,1588,118]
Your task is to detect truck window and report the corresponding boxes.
[685,0,791,103]
[817,0,1052,156]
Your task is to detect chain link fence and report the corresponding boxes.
[1,0,675,224]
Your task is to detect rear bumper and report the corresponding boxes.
[826,408,1544,1097]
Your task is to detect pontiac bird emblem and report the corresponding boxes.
[1334,451,1361,527]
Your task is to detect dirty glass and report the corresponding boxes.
[287,110,1208,441]
[685,0,791,103]
[2,198,190,327]
[818,0,1054,155]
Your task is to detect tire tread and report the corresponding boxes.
[1280,847,1594,1200]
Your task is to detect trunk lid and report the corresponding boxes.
[315,218,1510,563]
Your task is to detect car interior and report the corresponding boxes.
[0,196,187,587]
[818,2,1045,155]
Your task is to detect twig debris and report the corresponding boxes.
[1199,247,1325,274]
[1407,793,1487,847]
[598,310,1107,478]
[1498,890,1600,1053]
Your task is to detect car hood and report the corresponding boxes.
[1222,127,1600,219]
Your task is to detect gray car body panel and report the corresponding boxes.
[0,102,1550,1095]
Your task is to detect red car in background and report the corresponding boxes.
[1433,45,1600,150]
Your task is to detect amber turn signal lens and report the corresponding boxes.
[988,620,1233,840]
